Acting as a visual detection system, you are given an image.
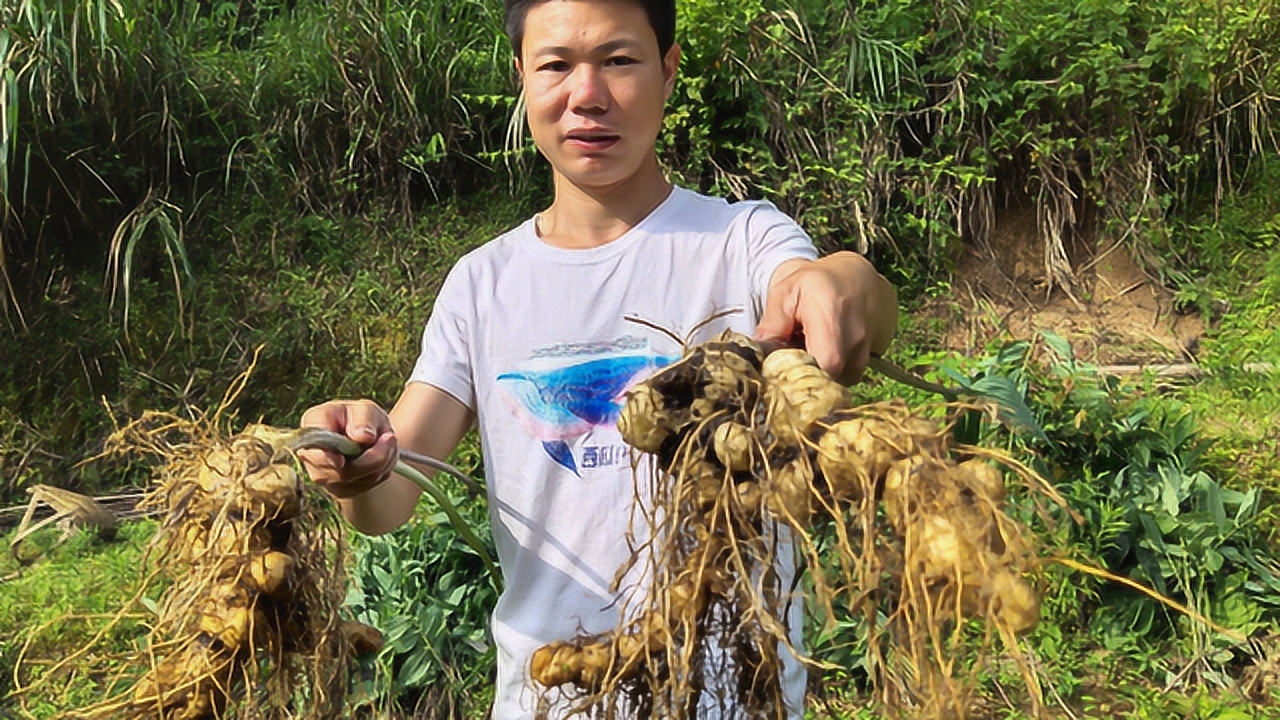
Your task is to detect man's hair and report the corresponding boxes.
[504,0,676,59]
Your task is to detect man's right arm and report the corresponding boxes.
[299,382,475,535]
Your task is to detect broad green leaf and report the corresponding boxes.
[1138,513,1167,552]
[398,645,435,689]
[1169,411,1195,449]
[994,340,1030,366]
[381,615,414,648]
[1203,548,1223,574]
[1039,329,1074,364]
[1160,469,1181,517]
[1219,488,1248,506]
[372,565,396,594]
[941,365,974,389]
[1201,474,1227,532]
[1234,488,1259,523]
[966,374,1050,444]
[1133,443,1151,469]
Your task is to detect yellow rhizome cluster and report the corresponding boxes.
[531,331,1057,719]
[65,420,377,720]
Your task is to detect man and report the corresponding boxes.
[299,0,897,716]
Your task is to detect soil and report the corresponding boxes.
[924,205,1206,365]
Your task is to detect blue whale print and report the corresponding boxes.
[497,353,676,475]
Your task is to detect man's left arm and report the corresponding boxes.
[754,251,898,385]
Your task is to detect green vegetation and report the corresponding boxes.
[3,0,1277,494]
[345,479,497,718]
[1175,162,1280,513]
[1,0,1279,716]
[0,520,159,716]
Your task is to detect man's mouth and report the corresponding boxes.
[566,131,620,150]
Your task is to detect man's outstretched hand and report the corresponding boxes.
[754,251,898,385]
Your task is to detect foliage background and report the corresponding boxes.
[2,0,1277,487]
[1,0,1279,716]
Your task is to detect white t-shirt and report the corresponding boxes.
[409,186,818,718]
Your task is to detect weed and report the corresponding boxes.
[0,188,527,505]
[1171,159,1280,536]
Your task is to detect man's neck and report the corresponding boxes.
[536,161,673,249]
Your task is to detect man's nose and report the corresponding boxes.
[568,64,609,114]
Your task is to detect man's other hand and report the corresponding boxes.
[297,399,399,500]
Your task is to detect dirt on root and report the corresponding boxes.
[926,205,1206,364]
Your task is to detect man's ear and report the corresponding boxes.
[662,43,681,99]
[514,54,525,81]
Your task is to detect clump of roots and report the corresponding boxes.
[531,330,1068,718]
[46,415,379,719]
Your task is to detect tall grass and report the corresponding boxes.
[0,0,202,328]
[0,0,513,328]
[3,0,1278,322]
[0,0,525,503]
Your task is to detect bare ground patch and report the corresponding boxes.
[925,206,1206,365]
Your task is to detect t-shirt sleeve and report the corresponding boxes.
[741,201,819,309]
[407,263,477,411]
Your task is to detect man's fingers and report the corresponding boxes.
[297,399,397,499]
[345,422,379,446]
[332,402,385,445]
[754,283,799,343]
[301,400,390,447]
[296,446,344,471]
[841,342,871,385]
[757,250,895,386]
[756,269,849,378]
[800,309,845,379]
[346,432,397,475]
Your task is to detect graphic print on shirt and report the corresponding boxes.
[495,336,678,476]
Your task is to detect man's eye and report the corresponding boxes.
[539,61,570,72]
[605,56,637,66]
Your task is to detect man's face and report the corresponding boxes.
[516,0,679,192]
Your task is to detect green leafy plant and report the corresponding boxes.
[0,520,161,716]
[344,485,498,717]
[974,333,1280,689]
